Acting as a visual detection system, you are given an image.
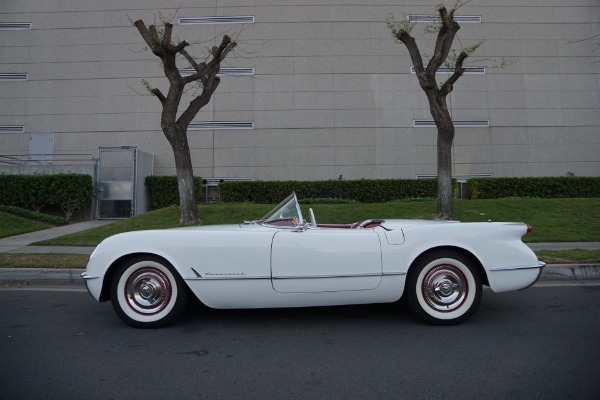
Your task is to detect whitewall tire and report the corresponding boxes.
[407,250,482,325]
[110,256,186,328]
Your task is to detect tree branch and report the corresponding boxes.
[396,30,433,90]
[206,35,237,70]
[150,88,166,104]
[426,7,460,75]
[568,32,600,44]
[440,51,468,96]
[176,80,220,129]
[171,40,189,54]
[182,35,236,85]
[134,20,161,56]
[180,49,208,84]
[162,23,173,49]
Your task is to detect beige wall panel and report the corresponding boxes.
[0,0,598,181]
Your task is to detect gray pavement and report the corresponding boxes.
[0,221,599,286]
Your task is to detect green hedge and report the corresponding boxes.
[0,174,92,220]
[0,205,68,225]
[145,176,203,210]
[469,177,600,199]
[218,179,445,203]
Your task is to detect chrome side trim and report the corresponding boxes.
[185,270,403,281]
[187,267,270,281]
[80,272,99,280]
[490,261,546,272]
[185,276,271,281]
[273,272,383,280]
[383,271,407,277]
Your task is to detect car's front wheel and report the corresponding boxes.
[110,256,186,328]
[406,250,482,325]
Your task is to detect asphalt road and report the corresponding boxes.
[1,284,599,400]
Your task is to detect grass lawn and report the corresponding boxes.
[33,197,600,246]
[1,198,598,268]
[0,211,50,239]
[535,250,600,264]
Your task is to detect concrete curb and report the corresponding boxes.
[1,264,599,287]
[541,264,600,281]
[0,268,86,287]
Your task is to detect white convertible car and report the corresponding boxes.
[82,193,545,328]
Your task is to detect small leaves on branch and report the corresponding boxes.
[386,14,414,38]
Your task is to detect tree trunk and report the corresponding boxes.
[170,131,198,225]
[436,126,454,220]
[427,94,455,220]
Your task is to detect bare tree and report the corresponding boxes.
[134,19,237,224]
[387,3,480,219]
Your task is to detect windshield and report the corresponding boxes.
[258,192,304,227]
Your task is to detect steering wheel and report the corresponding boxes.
[309,208,317,227]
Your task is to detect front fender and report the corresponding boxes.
[84,228,277,302]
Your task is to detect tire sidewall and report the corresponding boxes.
[408,251,482,325]
[111,257,185,328]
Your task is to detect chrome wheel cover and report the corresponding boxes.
[421,264,468,312]
[124,267,172,315]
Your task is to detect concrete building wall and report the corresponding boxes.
[1,0,599,180]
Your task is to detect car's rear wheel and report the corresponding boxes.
[110,256,186,328]
[407,250,482,325]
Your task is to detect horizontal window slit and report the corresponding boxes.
[188,121,254,130]
[179,16,255,25]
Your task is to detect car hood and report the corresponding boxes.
[380,219,459,230]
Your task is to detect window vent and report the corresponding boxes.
[179,16,255,25]
[407,15,481,23]
[413,120,489,128]
[410,66,485,74]
[416,173,493,179]
[0,73,28,81]
[0,125,25,133]
[179,67,254,77]
[0,22,32,30]
[188,121,254,130]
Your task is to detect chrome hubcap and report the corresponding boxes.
[125,267,172,315]
[422,265,467,312]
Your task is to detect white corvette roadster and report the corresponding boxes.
[82,193,545,328]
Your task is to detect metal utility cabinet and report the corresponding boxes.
[96,146,153,219]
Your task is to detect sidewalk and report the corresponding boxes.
[0,220,114,254]
[0,221,599,286]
